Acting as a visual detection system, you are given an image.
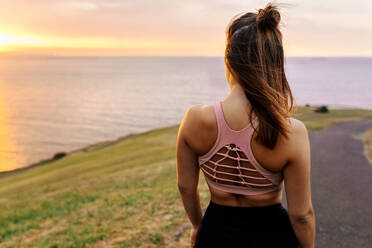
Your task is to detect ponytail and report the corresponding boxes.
[225,2,294,149]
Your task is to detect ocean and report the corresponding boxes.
[0,56,371,172]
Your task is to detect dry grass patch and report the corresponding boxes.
[363,129,372,166]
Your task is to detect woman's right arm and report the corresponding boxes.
[283,119,315,248]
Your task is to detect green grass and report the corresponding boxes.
[0,106,372,247]
[293,106,372,130]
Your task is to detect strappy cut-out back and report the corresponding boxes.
[198,101,283,195]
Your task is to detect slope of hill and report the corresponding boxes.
[1,106,372,247]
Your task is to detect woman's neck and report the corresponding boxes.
[226,83,249,105]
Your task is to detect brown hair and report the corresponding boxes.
[225,2,294,149]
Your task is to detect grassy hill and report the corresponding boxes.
[1,106,372,248]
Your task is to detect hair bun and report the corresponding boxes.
[256,3,280,31]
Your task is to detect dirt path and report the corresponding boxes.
[309,120,372,247]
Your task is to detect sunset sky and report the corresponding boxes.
[0,0,371,56]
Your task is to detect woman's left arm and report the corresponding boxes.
[176,106,203,229]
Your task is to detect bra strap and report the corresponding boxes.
[213,101,225,133]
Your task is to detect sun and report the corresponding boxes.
[0,34,6,46]
[0,34,7,52]
[0,33,12,50]
[0,31,42,52]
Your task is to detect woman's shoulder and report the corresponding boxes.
[263,117,309,168]
[288,117,307,131]
[182,104,216,137]
[179,104,217,154]
[287,117,308,139]
[278,117,309,156]
[183,103,216,129]
[274,117,308,153]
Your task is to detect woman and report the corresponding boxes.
[176,2,315,248]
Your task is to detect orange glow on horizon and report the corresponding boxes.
[0,29,225,56]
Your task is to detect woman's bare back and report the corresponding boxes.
[185,100,305,207]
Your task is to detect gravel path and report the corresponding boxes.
[309,120,372,247]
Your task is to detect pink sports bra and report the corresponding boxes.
[198,101,284,196]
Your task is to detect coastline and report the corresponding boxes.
[2,105,372,178]
[0,124,179,178]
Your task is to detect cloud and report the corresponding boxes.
[0,0,371,56]
[69,1,99,11]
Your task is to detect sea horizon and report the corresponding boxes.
[1,53,372,58]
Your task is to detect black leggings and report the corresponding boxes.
[194,201,299,248]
